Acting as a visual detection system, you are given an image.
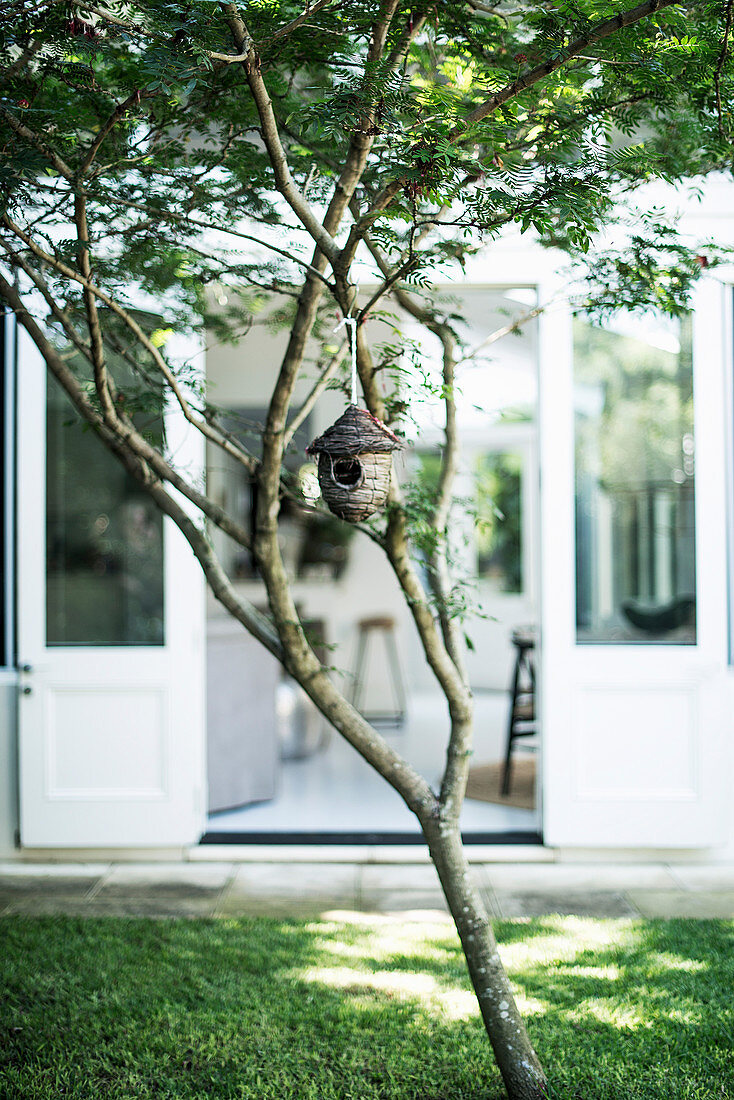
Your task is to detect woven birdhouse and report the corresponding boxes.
[307,405,402,522]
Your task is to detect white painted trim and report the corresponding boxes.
[3,310,16,669]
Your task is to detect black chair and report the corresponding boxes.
[501,627,538,795]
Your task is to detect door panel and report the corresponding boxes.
[540,280,731,848]
[17,327,206,848]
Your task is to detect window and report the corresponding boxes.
[46,342,165,646]
[574,312,696,644]
[476,451,523,593]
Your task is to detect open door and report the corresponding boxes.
[16,325,206,848]
[539,279,732,848]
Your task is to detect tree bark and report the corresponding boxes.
[423,817,549,1100]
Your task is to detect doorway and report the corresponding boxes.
[203,286,543,843]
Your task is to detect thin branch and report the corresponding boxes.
[73,190,117,422]
[33,182,335,286]
[0,268,264,590]
[266,0,340,44]
[0,238,92,363]
[207,49,251,62]
[345,0,682,250]
[457,300,551,363]
[1,35,44,80]
[0,105,75,181]
[282,339,348,447]
[81,2,255,62]
[78,90,150,176]
[357,253,421,322]
[222,4,341,267]
[2,215,258,477]
[461,0,682,129]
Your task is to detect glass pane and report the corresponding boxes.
[574,312,695,644]
[46,373,165,647]
[476,452,523,593]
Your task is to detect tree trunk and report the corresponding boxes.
[422,819,549,1100]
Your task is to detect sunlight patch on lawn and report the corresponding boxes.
[512,993,549,1017]
[310,916,458,965]
[571,999,651,1030]
[648,953,706,973]
[293,964,479,1020]
[499,917,643,970]
[559,964,621,980]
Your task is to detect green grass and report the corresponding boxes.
[1,915,733,1099]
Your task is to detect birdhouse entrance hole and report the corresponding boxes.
[332,456,363,489]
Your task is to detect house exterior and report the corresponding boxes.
[1,177,734,861]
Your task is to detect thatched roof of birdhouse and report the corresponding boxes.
[307,405,402,457]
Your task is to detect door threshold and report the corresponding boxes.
[199,830,543,846]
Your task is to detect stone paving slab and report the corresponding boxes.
[481,863,679,891]
[0,867,106,915]
[666,865,734,889]
[627,889,734,919]
[216,863,359,918]
[1,896,221,919]
[98,862,233,899]
[490,889,640,919]
[1,860,734,920]
[358,862,451,915]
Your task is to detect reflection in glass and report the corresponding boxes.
[574,313,695,644]
[476,452,523,593]
[46,369,165,646]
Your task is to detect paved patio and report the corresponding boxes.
[2,859,734,919]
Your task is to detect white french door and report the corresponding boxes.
[539,279,732,848]
[17,326,206,848]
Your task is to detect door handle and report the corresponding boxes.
[20,664,32,674]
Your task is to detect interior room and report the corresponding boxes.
[204,286,542,841]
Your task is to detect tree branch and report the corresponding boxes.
[222,4,341,266]
[2,215,258,477]
[0,237,92,364]
[1,34,44,80]
[344,0,682,252]
[78,90,150,176]
[266,0,341,44]
[461,0,682,129]
[33,183,336,286]
[0,271,277,652]
[282,338,348,448]
[73,190,118,423]
[0,105,75,181]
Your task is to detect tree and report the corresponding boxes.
[1,2,732,1096]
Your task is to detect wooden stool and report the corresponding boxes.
[350,616,406,728]
[501,627,538,795]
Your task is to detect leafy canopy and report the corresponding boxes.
[1,0,733,346]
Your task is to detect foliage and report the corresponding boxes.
[1,0,732,359]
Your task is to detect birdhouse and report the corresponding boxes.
[307,405,402,522]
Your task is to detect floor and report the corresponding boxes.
[207,691,539,836]
[2,860,734,919]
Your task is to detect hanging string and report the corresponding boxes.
[333,314,358,406]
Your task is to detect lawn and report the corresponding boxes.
[1,914,732,1099]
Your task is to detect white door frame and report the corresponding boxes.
[539,276,732,849]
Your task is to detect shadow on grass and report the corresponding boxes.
[498,917,734,1100]
[0,916,505,1100]
[1,915,732,1100]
